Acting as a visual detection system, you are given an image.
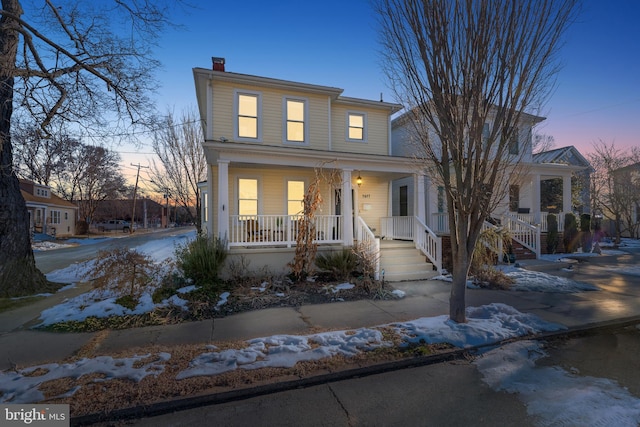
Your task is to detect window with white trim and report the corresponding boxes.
[238,178,258,216]
[287,180,305,215]
[50,210,61,225]
[509,127,519,155]
[285,99,306,143]
[347,112,366,141]
[236,92,260,140]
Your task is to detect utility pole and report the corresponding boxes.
[130,163,149,233]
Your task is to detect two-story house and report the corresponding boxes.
[195,58,444,281]
[19,179,77,238]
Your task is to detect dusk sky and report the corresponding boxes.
[121,0,639,180]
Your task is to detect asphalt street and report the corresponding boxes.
[34,227,195,274]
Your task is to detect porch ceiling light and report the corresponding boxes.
[356,173,363,187]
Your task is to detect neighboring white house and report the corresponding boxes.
[20,179,77,237]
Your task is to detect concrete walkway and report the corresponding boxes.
[1,254,640,372]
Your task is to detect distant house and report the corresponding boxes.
[19,179,77,237]
[611,161,640,238]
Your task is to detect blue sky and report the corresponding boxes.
[121,0,639,181]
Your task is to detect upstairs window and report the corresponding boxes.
[238,178,258,216]
[285,99,306,143]
[509,127,520,155]
[236,92,260,140]
[482,122,490,147]
[347,112,366,141]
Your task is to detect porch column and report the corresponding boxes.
[563,174,572,214]
[217,160,230,241]
[342,169,354,246]
[532,174,541,224]
[207,163,214,238]
[414,173,426,224]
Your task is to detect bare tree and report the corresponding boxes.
[66,145,126,224]
[12,120,77,186]
[149,108,206,232]
[375,0,578,322]
[589,140,640,242]
[533,133,556,154]
[0,0,179,296]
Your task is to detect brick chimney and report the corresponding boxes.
[212,57,225,72]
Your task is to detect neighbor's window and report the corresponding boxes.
[237,93,260,139]
[285,99,306,143]
[50,210,61,225]
[202,191,208,220]
[437,186,445,213]
[509,127,520,155]
[347,112,366,141]
[287,180,305,215]
[482,122,490,147]
[238,178,258,216]
[509,185,520,212]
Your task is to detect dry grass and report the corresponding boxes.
[29,329,455,418]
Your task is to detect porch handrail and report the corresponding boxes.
[357,217,381,280]
[415,217,442,273]
[502,213,540,259]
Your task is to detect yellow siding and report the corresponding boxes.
[212,81,331,149]
[331,105,390,156]
[227,167,334,216]
[355,175,389,233]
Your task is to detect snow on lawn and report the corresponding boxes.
[434,267,599,293]
[2,304,563,404]
[476,340,640,426]
[391,303,565,348]
[504,268,599,293]
[0,353,170,404]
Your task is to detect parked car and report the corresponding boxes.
[95,220,131,232]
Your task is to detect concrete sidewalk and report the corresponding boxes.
[1,255,640,371]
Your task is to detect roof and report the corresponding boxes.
[193,68,402,114]
[533,146,593,171]
[21,189,78,209]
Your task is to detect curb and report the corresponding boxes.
[71,315,640,426]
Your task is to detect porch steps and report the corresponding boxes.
[379,240,437,282]
[510,239,537,260]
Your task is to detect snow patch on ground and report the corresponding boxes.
[476,340,640,426]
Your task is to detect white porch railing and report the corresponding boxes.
[415,217,443,273]
[381,216,442,273]
[381,216,414,240]
[501,213,540,258]
[357,217,381,280]
[430,213,450,234]
[229,215,342,247]
[512,212,566,232]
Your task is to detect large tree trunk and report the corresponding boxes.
[0,0,49,296]
[449,243,471,324]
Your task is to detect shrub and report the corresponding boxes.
[86,247,159,305]
[175,234,227,288]
[470,226,514,289]
[546,214,559,254]
[563,213,579,253]
[315,249,358,280]
[580,213,592,252]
